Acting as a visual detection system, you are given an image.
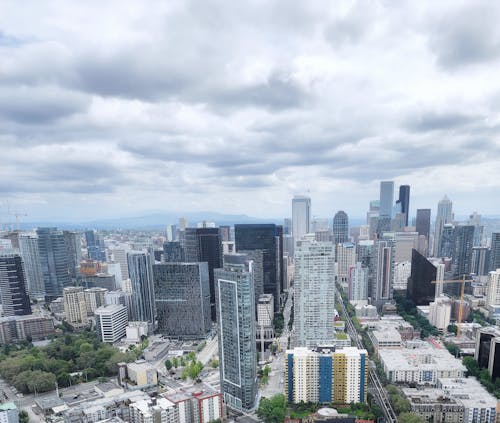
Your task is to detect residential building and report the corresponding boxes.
[402,388,465,423]
[63,286,87,324]
[129,398,177,423]
[285,347,368,404]
[371,239,395,309]
[127,252,155,325]
[332,211,349,244]
[110,247,130,280]
[428,296,452,331]
[348,263,368,301]
[486,269,500,306]
[257,294,274,327]
[63,230,82,279]
[452,224,474,278]
[0,403,18,423]
[215,257,257,411]
[292,195,311,244]
[85,230,106,262]
[84,287,108,316]
[472,246,490,276]
[393,261,411,292]
[0,314,55,344]
[153,262,211,338]
[0,251,32,317]
[95,304,128,343]
[294,237,335,347]
[336,243,355,284]
[370,329,402,352]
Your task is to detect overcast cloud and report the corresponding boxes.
[1,0,500,223]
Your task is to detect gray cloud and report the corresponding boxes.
[404,111,481,133]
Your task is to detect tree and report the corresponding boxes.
[165,360,172,371]
[172,357,179,368]
[398,412,426,423]
[19,411,29,423]
[257,394,286,423]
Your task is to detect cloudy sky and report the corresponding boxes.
[1,0,500,223]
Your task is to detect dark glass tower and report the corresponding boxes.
[406,249,436,305]
[332,211,349,244]
[234,224,282,311]
[490,233,500,272]
[452,225,474,278]
[162,241,185,262]
[182,228,222,320]
[415,209,431,239]
[0,251,32,316]
[37,227,71,300]
[397,185,410,226]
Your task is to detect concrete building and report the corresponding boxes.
[336,243,355,284]
[126,322,148,343]
[63,286,87,324]
[125,361,158,389]
[348,263,368,301]
[378,344,466,385]
[215,256,257,411]
[371,239,395,309]
[402,388,465,423]
[84,287,108,316]
[257,294,274,327]
[292,195,311,244]
[285,347,368,404]
[294,237,335,347]
[0,314,55,344]
[95,304,128,343]
[428,296,452,331]
[0,403,18,423]
[153,262,211,338]
[370,329,402,352]
[129,398,177,423]
[486,269,500,306]
[393,261,411,292]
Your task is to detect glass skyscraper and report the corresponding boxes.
[127,251,156,325]
[332,210,349,244]
[0,251,32,316]
[292,195,311,244]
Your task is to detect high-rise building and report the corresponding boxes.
[0,251,32,317]
[332,211,349,244]
[438,223,455,258]
[95,304,128,343]
[182,228,222,320]
[162,241,185,262]
[234,224,282,311]
[292,195,311,244]
[285,347,368,404]
[294,236,335,347]
[452,225,474,278]
[84,287,107,316]
[85,230,106,262]
[284,218,292,235]
[475,327,498,369]
[348,262,368,301]
[236,250,264,308]
[215,257,257,411]
[406,249,436,305]
[415,209,431,241]
[486,269,500,307]
[397,185,410,226]
[472,246,490,276]
[37,227,71,299]
[433,195,453,257]
[371,238,395,309]
[18,234,45,299]
[219,225,231,242]
[63,230,82,279]
[379,181,394,218]
[428,296,452,330]
[490,233,500,272]
[153,262,211,338]
[468,211,484,247]
[336,242,355,284]
[110,246,130,280]
[63,286,87,324]
[127,252,155,325]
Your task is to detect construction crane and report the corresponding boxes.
[431,275,473,338]
[9,210,27,231]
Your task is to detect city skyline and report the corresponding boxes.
[1,1,500,221]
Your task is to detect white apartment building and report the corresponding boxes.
[95,304,128,343]
[428,295,452,331]
[336,243,356,284]
[486,269,500,306]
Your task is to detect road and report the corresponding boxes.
[335,287,397,423]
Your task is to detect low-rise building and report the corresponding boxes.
[370,329,402,352]
[0,314,55,344]
[129,398,177,423]
[402,388,465,423]
[124,361,158,389]
[126,322,148,343]
[0,403,19,423]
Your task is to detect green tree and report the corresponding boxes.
[19,411,29,423]
[257,394,286,423]
[172,357,179,368]
[165,360,173,371]
[398,412,426,423]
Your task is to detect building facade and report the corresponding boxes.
[332,211,349,244]
[292,195,311,244]
[95,304,128,343]
[0,251,32,317]
[127,252,156,325]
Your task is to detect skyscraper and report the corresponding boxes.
[37,227,71,300]
[63,286,87,324]
[234,224,282,311]
[438,223,455,258]
[85,230,106,262]
[416,209,431,243]
[18,234,45,298]
[379,181,394,218]
[182,228,222,320]
[371,238,395,309]
[433,195,453,257]
[63,230,82,279]
[486,269,500,307]
[153,262,211,338]
[490,233,500,272]
[294,236,335,347]
[292,195,311,243]
[127,251,156,325]
[396,185,410,226]
[332,211,349,244]
[348,262,368,301]
[406,249,436,305]
[0,251,32,317]
[452,225,474,278]
[336,242,355,284]
[162,241,185,262]
[215,257,257,411]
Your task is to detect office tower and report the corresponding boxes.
[395,185,410,226]
[127,252,155,325]
[18,234,45,298]
[179,217,188,231]
[336,242,355,284]
[357,240,374,268]
[468,212,484,247]
[367,200,380,240]
[379,181,394,218]
[63,230,82,279]
[85,230,106,262]
[433,195,453,257]
[311,218,329,233]
[332,211,349,244]
[166,224,177,242]
[37,227,71,299]
[438,223,455,258]
[182,228,222,320]
[490,233,500,272]
[406,249,436,305]
[348,262,368,301]
[284,218,292,235]
[95,304,128,343]
[105,290,128,306]
[416,209,431,239]
[257,294,274,327]
[391,213,406,232]
[84,287,107,315]
[393,232,419,262]
[110,246,130,280]
[153,262,211,338]
[486,269,500,307]
[371,239,395,309]
[285,347,368,404]
[219,225,231,242]
[472,247,490,276]
[452,225,474,278]
[294,236,335,347]
[234,224,282,311]
[162,241,185,262]
[475,328,497,369]
[215,257,257,411]
[236,250,264,308]
[63,287,87,324]
[0,251,32,317]
[292,195,311,243]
